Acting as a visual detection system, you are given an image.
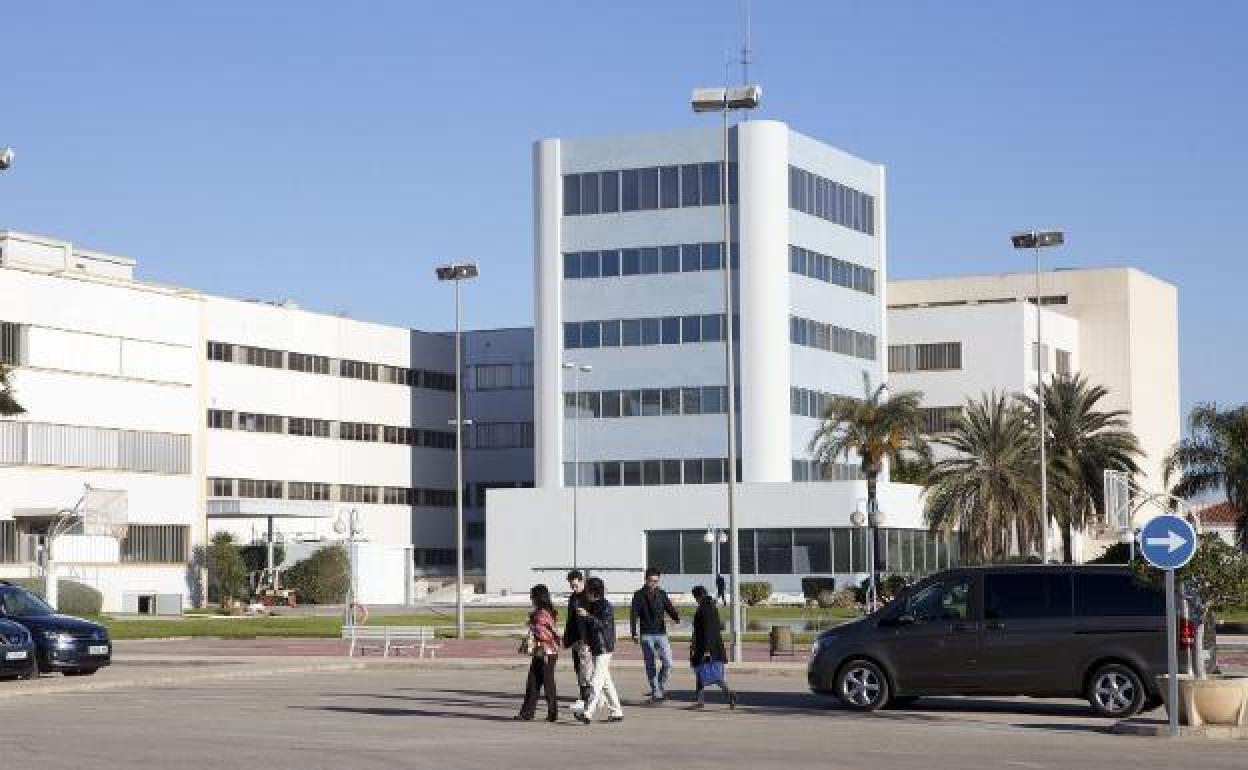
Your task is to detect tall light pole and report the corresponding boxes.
[1010,230,1064,563]
[436,262,479,639]
[562,361,592,570]
[692,83,760,662]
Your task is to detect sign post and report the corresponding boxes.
[1138,513,1197,737]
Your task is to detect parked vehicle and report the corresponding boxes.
[0,581,111,677]
[807,565,1215,718]
[0,617,36,680]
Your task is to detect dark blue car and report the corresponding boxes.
[0,581,111,677]
[0,616,36,680]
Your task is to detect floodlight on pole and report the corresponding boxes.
[691,81,760,664]
[1011,229,1064,564]
[0,147,13,171]
[435,261,479,640]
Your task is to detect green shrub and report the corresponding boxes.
[818,589,859,609]
[9,577,103,616]
[283,545,350,604]
[800,577,838,600]
[739,581,772,606]
[240,544,286,573]
[202,532,249,604]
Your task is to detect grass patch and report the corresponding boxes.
[100,609,529,640]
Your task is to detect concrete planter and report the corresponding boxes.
[1158,674,1248,727]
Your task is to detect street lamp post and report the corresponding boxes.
[563,361,592,570]
[1010,230,1064,563]
[692,83,760,663]
[334,508,363,628]
[703,525,727,581]
[436,262,479,639]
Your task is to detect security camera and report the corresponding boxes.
[0,147,13,171]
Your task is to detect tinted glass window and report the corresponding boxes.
[563,252,581,279]
[640,318,660,345]
[700,163,721,205]
[659,166,679,209]
[0,586,54,616]
[681,164,701,206]
[621,169,640,211]
[757,529,792,573]
[646,531,681,574]
[641,388,661,416]
[600,320,621,347]
[984,572,1072,619]
[600,249,620,277]
[563,175,581,216]
[581,172,599,215]
[701,242,723,270]
[681,387,702,415]
[660,245,680,273]
[640,247,659,274]
[661,387,681,415]
[602,462,622,486]
[702,315,723,342]
[600,171,619,213]
[661,316,680,345]
[682,529,711,572]
[622,461,642,486]
[794,529,831,573]
[621,320,641,347]
[1074,572,1165,617]
[601,390,621,418]
[563,323,580,349]
[621,249,640,276]
[580,321,601,348]
[683,459,704,484]
[661,459,682,484]
[906,577,971,622]
[681,243,701,272]
[643,460,662,486]
[623,390,640,417]
[580,251,600,278]
[682,316,702,343]
[639,167,659,209]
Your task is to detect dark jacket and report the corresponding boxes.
[563,591,588,648]
[630,587,680,637]
[690,597,727,665]
[584,597,616,656]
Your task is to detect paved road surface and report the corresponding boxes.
[3,667,1242,770]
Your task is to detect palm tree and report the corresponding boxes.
[809,385,927,590]
[925,392,1042,562]
[1017,374,1141,563]
[0,362,24,417]
[1165,403,1248,550]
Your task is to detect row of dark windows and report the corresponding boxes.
[563,457,739,488]
[645,527,962,577]
[206,341,456,392]
[563,162,738,217]
[789,245,876,295]
[791,460,864,482]
[565,386,731,419]
[207,477,456,507]
[920,406,964,434]
[789,316,878,360]
[790,386,849,419]
[888,342,963,372]
[563,241,731,280]
[564,314,735,350]
[788,166,876,235]
[206,409,455,449]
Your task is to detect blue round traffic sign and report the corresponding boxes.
[1138,514,1197,570]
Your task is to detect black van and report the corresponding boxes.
[807,565,1213,718]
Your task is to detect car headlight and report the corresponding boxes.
[43,631,75,647]
[811,635,838,655]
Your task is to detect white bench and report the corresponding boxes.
[342,626,443,658]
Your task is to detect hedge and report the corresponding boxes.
[8,577,103,616]
[283,545,350,604]
[739,581,772,606]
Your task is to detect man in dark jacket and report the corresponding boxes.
[629,567,680,701]
[574,577,623,724]
[689,584,736,709]
[564,570,592,708]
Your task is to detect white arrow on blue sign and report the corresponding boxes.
[1138,514,1197,570]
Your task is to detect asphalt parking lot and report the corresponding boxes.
[3,666,1244,770]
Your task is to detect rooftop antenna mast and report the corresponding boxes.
[740,0,753,86]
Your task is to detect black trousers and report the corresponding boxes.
[519,653,558,718]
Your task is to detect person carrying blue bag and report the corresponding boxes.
[688,584,737,710]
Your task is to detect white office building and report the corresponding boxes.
[488,121,956,594]
[1,230,535,610]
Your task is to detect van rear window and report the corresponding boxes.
[1074,572,1165,617]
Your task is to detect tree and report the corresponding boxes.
[1018,374,1142,563]
[1165,403,1248,550]
[283,545,350,604]
[924,392,1042,562]
[0,362,25,417]
[204,532,248,606]
[809,385,927,589]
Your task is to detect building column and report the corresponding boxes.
[533,139,563,489]
[737,121,791,483]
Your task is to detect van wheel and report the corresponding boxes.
[1087,663,1145,718]
[837,660,890,712]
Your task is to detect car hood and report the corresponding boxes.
[11,614,108,638]
[820,616,871,640]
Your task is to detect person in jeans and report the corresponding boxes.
[516,584,561,722]
[630,567,680,701]
[689,584,736,710]
[563,569,593,710]
[575,576,623,724]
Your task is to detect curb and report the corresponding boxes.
[1112,719,1248,740]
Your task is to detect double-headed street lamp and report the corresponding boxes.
[692,83,761,663]
[562,361,592,570]
[436,262,479,639]
[1010,230,1064,564]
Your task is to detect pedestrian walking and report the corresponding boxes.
[689,585,736,710]
[629,567,680,702]
[563,569,593,709]
[515,584,561,722]
[715,574,727,607]
[574,576,623,724]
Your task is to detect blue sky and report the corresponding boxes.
[1,1,1244,414]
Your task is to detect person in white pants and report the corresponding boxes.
[575,576,623,724]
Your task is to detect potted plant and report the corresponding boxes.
[1138,533,1248,726]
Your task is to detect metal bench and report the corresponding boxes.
[342,626,442,658]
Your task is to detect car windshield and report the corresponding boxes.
[0,586,56,617]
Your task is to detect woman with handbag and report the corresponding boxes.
[689,584,736,710]
[516,583,561,722]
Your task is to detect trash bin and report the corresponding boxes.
[769,625,794,658]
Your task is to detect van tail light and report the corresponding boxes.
[1178,618,1197,650]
